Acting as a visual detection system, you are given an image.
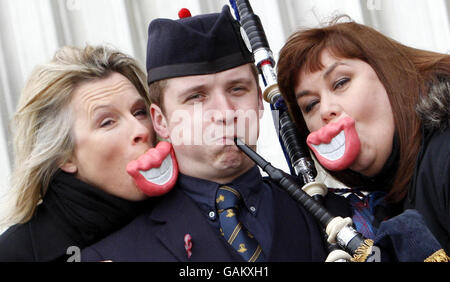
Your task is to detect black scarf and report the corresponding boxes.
[336,134,400,192]
[363,134,400,189]
[43,170,151,248]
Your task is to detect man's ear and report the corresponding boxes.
[150,104,170,139]
[257,86,264,119]
[60,159,77,174]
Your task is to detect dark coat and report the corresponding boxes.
[0,171,148,262]
[0,205,79,262]
[405,76,450,253]
[406,124,450,253]
[81,181,335,262]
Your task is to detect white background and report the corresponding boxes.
[0,0,449,201]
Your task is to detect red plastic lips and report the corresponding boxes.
[306,117,360,171]
[127,141,178,196]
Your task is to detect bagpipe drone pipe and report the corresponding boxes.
[229,0,449,262]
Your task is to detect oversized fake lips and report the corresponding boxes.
[306,117,360,171]
[127,141,178,196]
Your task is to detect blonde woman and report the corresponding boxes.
[0,45,159,261]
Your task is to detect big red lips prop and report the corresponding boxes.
[306,117,360,171]
[127,141,178,196]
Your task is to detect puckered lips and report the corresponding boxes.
[126,141,178,196]
[306,116,360,171]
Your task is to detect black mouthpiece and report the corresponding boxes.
[234,137,269,169]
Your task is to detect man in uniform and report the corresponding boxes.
[81,6,327,262]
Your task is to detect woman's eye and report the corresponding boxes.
[133,108,148,117]
[100,119,114,128]
[304,100,319,113]
[333,77,350,90]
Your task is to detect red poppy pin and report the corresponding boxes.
[184,234,192,258]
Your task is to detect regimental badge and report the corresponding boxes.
[226,209,235,218]
[238,243,247,253]
[216,194,224,204]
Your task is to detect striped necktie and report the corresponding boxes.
[215,185,264,262]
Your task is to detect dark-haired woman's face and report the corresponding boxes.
[294,50,395,176]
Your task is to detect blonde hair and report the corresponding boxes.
[1,45,150,228]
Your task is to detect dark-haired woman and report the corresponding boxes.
[277,19,449,253]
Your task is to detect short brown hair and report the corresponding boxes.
[277,18,450,202]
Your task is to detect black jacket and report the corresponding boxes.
[405,76,450,253]
[0,171,149,262]
[405,126,450,254]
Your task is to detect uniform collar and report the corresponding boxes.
[178,166,264,218]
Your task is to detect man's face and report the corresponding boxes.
[151,64,263,183]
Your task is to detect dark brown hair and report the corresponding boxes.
[277,18,450,202]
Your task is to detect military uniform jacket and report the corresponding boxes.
[81,181,328,262]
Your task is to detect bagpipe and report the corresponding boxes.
[229,0,449,262]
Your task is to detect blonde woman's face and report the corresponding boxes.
[61,72,154,200]
[294,50,395,177]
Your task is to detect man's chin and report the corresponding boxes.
[217,149,256,171]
